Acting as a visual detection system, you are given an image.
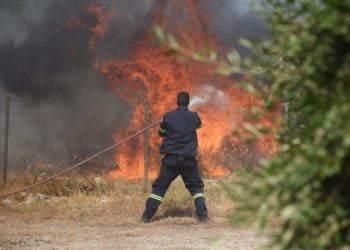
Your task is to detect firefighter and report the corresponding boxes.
[142,91,208,223]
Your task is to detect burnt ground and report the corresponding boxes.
[0,214,268,250]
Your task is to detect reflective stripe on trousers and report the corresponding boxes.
[193,192,205,200]
[149,193,163,202]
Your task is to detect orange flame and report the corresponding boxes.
[76,2,279,180]
[86,4,117,49]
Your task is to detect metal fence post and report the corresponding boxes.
[3,97,10,186]
[144,100,149,188]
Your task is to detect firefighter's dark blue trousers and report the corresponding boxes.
[142,154,208,219]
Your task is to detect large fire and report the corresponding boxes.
[70,1,279,180]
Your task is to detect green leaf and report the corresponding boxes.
[226,50,241,65]
[238,37,253,49]
[153,26,166,43]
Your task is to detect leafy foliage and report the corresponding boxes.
[224,0,350,249]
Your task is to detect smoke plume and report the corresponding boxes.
[0,0,266,169]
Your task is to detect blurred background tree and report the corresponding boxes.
[155,0,350,249]
[226,0,350,249]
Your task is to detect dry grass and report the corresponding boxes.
[0,175,236,221]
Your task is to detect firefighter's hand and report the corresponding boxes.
[159,128,167,137]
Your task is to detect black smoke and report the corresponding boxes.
[0,0,265,101]
[0,0,163,101]
[0,0,266,170]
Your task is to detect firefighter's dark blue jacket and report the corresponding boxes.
[159,106,201,158]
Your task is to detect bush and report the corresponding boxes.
[228,0,350,249]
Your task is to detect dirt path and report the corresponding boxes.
[0,215,267,250]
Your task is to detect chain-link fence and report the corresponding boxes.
[0,97,127,182]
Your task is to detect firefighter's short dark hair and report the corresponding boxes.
[177,92,190,106]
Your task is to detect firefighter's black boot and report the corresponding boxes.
[142,195,162,223]
[195,196,208,221]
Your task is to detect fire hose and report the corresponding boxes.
[0,120,161,199]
